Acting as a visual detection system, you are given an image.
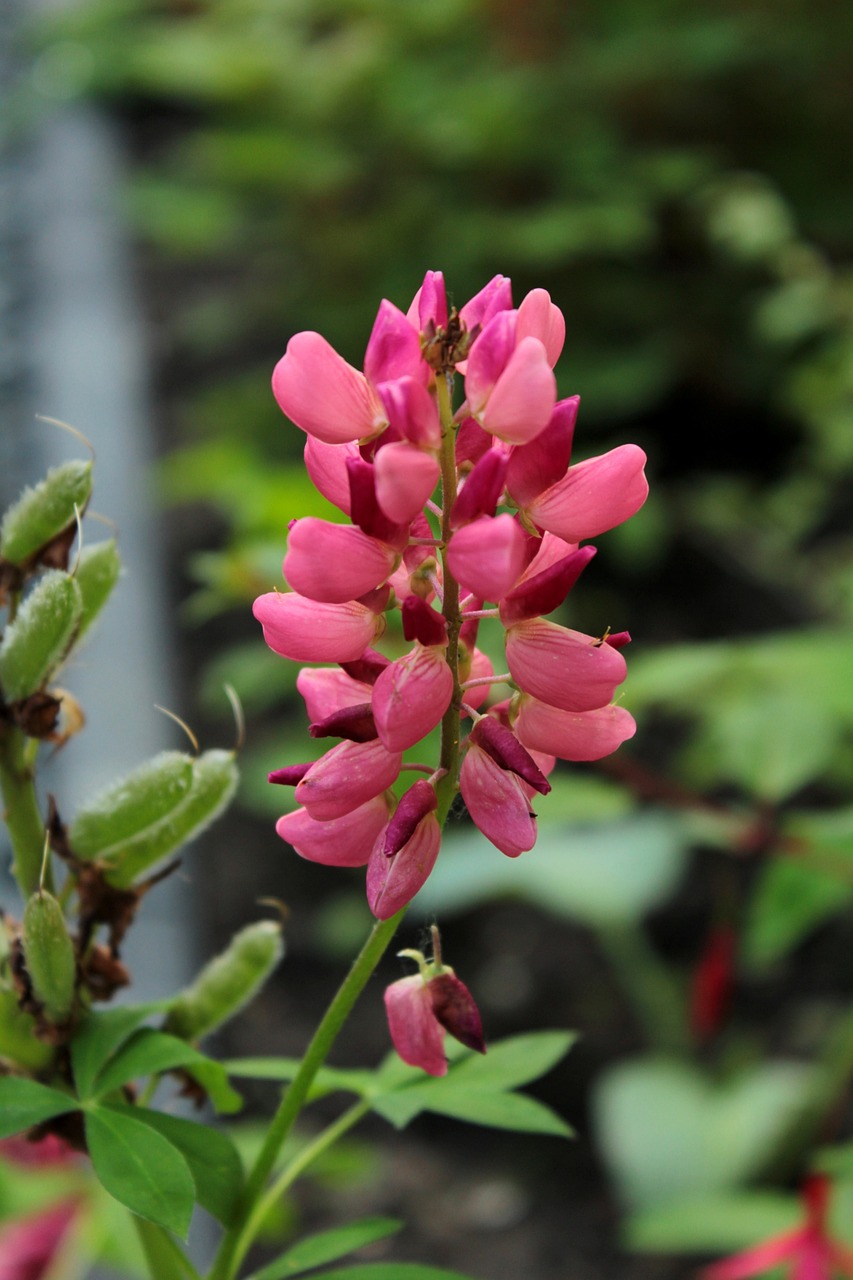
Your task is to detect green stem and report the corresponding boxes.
[0,722,48,896]
[135,1218,201,1280]
[208,911,404,1280]
[434,372,461,825]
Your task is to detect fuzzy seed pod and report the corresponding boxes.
[0,571,83,702]
[22,891,77,1024]
[164,921,284,1041]
[70,751,195,862]
[75,540,121,641]
[0,460,92,567]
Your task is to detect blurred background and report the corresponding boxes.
[4,0,853,1276]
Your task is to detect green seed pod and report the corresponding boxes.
[22,890,77,1024]
[0,570,83,702]
[0,460,93,567]
[164,920,284,1041]
[75,540,121,641]
[69,751,195,862]
[0,989,54,1071]
[105,749,239,888]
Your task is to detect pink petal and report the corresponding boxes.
[428,972,486,1054]
[514,697,636,760]
[296,667,373,721]
[455,416,494,466]
[526,444,649,542]
[364,300,426,386]
[505,396,578,507]
[367,811,441,918]
[460,743,538,857]
[0,1200,78,1280]
[700,1231,804,1280]
[303,437,357,514]
[516,288,566,366]
[450,447,509,528]
[481,337,557,445]
[284,519,398,603]
[273,331,384,444]
[459,274,513,334]
[374,442,440,524]
[406,270,449,333]
[505,619,628,712]
[295,739,403,820]
[384,974,447,1075]
[446,514,528,602]
[499,545,596,626]
[373,644,453,752]
[383,779,438,857]
[377,376,441,448]
[254,593,385,663]
[517,531,579,583]
[276,796,390,867]
[464,311,518,415]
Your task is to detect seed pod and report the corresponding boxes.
[22,891,77,1024]
[104,749,239,887]
[0,989,54,1071]
[75,540,121,641]
[0,460,93,567]
[164,920,284,1041]
[69,751,195,862]
[0,571,83,702]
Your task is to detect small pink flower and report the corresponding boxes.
[303,436,358,514]
[460,742,538,857]
[446,514,529,602]
[364,300,426,387]
[296,667,373,721]
[516,288,566,366]
[253,593,385,663]
[273,331,385,444]
[523,443,649,543]
[406,269,449,334]
[458,274,513,335]
[465,312,556,445]
[367,808,441,919]
[283,518,400,603]
[276,795,391,867]
[384,931,486,1075]
[513,697,636,761]
[372,644,454,752]
[294,739,403,820]
[504,618,627,713]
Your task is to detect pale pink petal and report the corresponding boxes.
[516,288,566,366]
[526,444,649,542]
[272,331,384,444]
[253,592,384,663]
[505,619,628,712]
[377,377,441,448]
[0,1200,78,1280]
[303,437,357,514]
[463,310,518,415]
[374,442,440,524]
[460,743,538,857]
[514,697,636,761]
[446,514,528,602]
[481,337,557,445]
[296,667,373,721]
[283,519,398,603]
[295,739,402,820]
[517,531,579,583]
[364,300,426,386]
[373,645,453,752]
[367,811,441,919]
[276,796,390,867]
[384,974,447,1075]
[406,270,448,333]
[700,1231,803,1280]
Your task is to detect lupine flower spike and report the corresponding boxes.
[255,270,647,917]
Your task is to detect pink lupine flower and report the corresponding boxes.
[446,514,529,602]
[364,300,427,387]
[373,643,453,752]
[516,288,566,366]
[505,397,578,508]
[460,743,538,857]
[377,376,442,449]
[273,332,386,445]
[450,447,510,528]
[465,312,557,445]
[514,696,637,761]
[303,436,358,514]
[296,667,373,721]
[0,1200,78,1280]
[374,442,440,524]
[276,795,391,867]
[294,738,403,820]
[458,274,513,335]
[367,806,441,919]
[504,618,628,712]
[406,269,449,334]
[254,593,384,663]
[283,518,401,604]
[523,443,649,543]
[700,1177,853,1280]
[384,928,486,1074]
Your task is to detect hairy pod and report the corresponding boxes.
[0,571,83,702]
[104,749,239,887]
[75,540,121,640]
[163,920,284,1041]
[22,891,77,1024]
[69,751,195,862]
[0,460,93,567]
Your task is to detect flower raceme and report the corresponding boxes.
[254,270,648,919]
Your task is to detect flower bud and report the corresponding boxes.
[163,921,284,1042]
[384,939,486,1076]
[0,460,92,567]
[0,571,82,702]
[22,890,77,1024]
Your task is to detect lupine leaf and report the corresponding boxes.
[92,1028,219,1096]
[224,1057,373,1099]
[85,1105,195,1237]
[626,1191,800,1252]
[372,1084,573,1136]
[71,1003,166,1099]
[443,1031,577,1091]
[246,1217,403,1280]
[0,1077,77,1138]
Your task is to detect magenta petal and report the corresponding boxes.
[455,416,494,466]
[374,441,440,524]
[373,644,453,751]
[464,310,518,414]
[459,274,513,334]
[0,1201,78,1280]
[446,514,528,602]
[515,697,636,761]
[377,376,441,448]
[700,1231,804,1280]
[383,779,438,857]
[428,972,486,1054]
[364,299,425,386]
[505,396,578,507]
[516,288,566,366]
[253,593,383,663]
[295,739,402,820]
[296,667,373,721]
[384,974,447,1075]
[471,717,551,794]
[481,337,557,445]
[284,518,398,603]
[340,648,391,684]
[276,796,390,867]
[273,331,384,443]
[368,812,441,918]
[401,596,448,647]
[505,619,628,712]
[309,702,377,742]
[460,744,538,857]
[303,437,357,514]
[526,443,649,542]
[499,545,596,626]
[450,447,509,528]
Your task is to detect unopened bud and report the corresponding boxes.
[22,891,77,1024]
[309,702,378,742]
[0,571,82,702]
[0,460,92,568]
[471,717,551,795]
[163,920,284,1041]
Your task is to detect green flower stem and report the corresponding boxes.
[208,910,404,1280]
[0,722,49,897]
[435,371,461,825]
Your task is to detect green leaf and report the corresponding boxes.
[743,857,852,969]
[442,1032,577,1092]
[92,1028,217,1096]
[0,1077,77,1138]
[246,1217,402,1280]
[187,1058,244,1115]
[224,1057,373,1099]
[814,1142,853,1178]
[85,1105,196,1238]
[134,1218,199,1280]
[372,1084,573,1137]
[626,1191,799,1252]
[301,1266,477,1280]
[71,1003,166,1099]
[111,1104,244,1226]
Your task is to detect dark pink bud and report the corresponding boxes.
[471,717,551,796]
[402,596,448,646]
[459,274,513,334]
[450,448,509,528]
[384,779,438,857]
[428,972,486,1054]
[346,455,407,548]
[506,396,578,507]
[605,631,632,649]
[377,376,441,449]
[268,762,313,786]
[414,269,449,332]
[499,545,597,626]
[384,975,446,1075]
[340,648,391,685]
[455,416,493,466]
[309,702,378,742]
[367,811,441,918]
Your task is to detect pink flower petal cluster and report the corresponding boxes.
[254,271,647,917]
[384,930,486,1076]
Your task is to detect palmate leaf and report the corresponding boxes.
[246,1217,402,1280]
[224,1056,373,1100]
[90,1027,242,1113]
[372,1085,573,1136]
[85,1105,195,1238]
[0,1077,77,1138]
[71,1002,167,1099]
